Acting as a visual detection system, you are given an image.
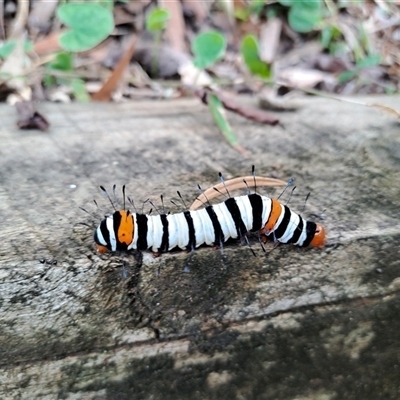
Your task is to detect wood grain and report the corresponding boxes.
[1,97,399,399]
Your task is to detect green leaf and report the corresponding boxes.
[97,0,114,11]
[146,8,170,32]
[240,35,271,79]
[249,0,266,15]
[208,93,238,147]
[288,1,323,33]
[234,7,250,21]
[192,31,226,70]
[266,7,278,19]
[337,70,357,83]
[384,85,396,95]
[0,40,33,59]
[301,0,322,11]
[71,78,90,102]
[47,52,73,71]
[277,0,294,6]
[356,55,381,69]
[321,26,333,49]
[57,4,114,52]
[43,73,56,87]
[328,40,347,56]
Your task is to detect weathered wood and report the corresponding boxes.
[1,97,399,399]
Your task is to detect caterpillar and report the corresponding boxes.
[93,178,326,255]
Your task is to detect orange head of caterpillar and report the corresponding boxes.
[94,210,134,253]
[310,223,326,247]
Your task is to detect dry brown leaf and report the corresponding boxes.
[46,87,72,103]
[219,0,235,26]
[134,42,190,78]
[33,32,62,56]
[294,88,400,122]
[182,0,208,22]
[160,0,186,52]
[190,176,286,210]
[279,68,330,89]
[179,61,213,87]
[113,5,138,25]
[92,36,137,102]
[16,100,50,131]
[368,103,400,121]
[259,18,282,64]
[28,0,58,36]
[259,88,301,112]
[278,41,322,69]
[233,0,246,8]
[0,1,5,40]
[0,36,31,98]
[311,54,349,74]
[9,0,29,39]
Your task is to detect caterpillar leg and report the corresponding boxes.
[259,234,268,244]
[258,231,281,251]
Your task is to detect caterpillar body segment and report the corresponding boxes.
[94,193,326,254]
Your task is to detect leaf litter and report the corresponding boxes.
[0,0,399,147]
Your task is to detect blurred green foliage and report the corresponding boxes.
[45,52,90,102]
[0,40,33,59]
[146,8,170,32]
[241,35,271,79]
[278,0,324,33]
[57,3,114,52]
[192,31,227,70]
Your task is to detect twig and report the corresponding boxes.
[197,88,280,125]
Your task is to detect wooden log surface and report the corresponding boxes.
[1,96,400,399]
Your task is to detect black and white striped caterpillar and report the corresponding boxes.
[93,179,326,255]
